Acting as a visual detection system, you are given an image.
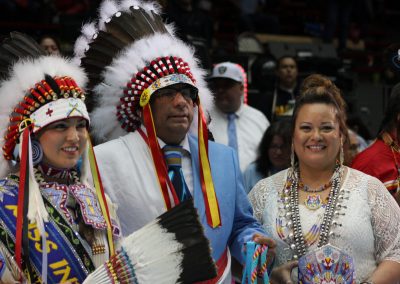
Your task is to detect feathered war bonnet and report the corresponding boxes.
[0,32,115,277]
[75,0,221,228]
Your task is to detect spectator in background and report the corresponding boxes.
[208,62,270,173]
[352,82,400,203]
[39,34,61,55]
[243,120,291,193]
[266,55,300,121]
[346,113,372,150]
[343,129,360,166]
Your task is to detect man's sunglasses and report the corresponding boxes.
[153,85,199,102]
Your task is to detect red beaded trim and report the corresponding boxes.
[117,56,195,132]
[2,76,85,161]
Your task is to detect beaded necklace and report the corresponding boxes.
[298,180,332,193]
[287,166,343,259]
[34,165,104,252]
[299,177,332,210]
[34,165,80,228]
[35,163,80,185]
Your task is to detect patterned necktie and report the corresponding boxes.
[163,145,191,202]
[227,113,238,152]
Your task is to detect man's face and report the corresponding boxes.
[210,78,243,113]
[277,57,298,87]
[150,83,196,144]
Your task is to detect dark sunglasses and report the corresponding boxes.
[154,85,199,102]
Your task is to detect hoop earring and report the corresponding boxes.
[339,138,344,166]
[31,140,43,166]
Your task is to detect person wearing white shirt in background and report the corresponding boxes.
[208,62,270,173]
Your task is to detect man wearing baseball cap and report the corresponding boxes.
[208,62,270,173]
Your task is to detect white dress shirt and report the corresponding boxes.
[209,103,269,172]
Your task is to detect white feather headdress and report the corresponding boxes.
[0,32,96,281]
[74,0,212,142]
[75,0,221,229]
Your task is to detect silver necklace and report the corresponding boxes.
[288,166,343,259]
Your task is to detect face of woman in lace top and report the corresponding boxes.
[293,103,342,172]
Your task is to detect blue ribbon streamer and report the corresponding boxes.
[241,241,270,284]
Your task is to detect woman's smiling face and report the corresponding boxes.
[37,117,88,169]
[293,103,342,171]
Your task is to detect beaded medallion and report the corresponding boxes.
[304,194,323,210]
[298,244,355,284]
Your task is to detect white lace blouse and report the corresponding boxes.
[248,166,400,281]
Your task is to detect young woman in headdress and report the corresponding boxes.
[0,32,120,283]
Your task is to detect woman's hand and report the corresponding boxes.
[252,233,277,268]
[269,260,298,284]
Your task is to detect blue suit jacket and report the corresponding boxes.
[188,135,265,262]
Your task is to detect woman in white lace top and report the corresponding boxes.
[248,74,400,284]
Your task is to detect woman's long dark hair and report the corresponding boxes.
[255,119,292,175]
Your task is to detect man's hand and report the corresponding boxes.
[252,233,277,268]
[269,260,298,284]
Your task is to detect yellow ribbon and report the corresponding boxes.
[87,139,115,256]
[198,104,221,228]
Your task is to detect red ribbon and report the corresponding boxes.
[142,105,179,209]
[15,128,30,269]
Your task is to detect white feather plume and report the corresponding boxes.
[73,22,98,62]
[98,0,119,31]
[118,0,163,14]
[81,21,98,40]
[119,0,176,36]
